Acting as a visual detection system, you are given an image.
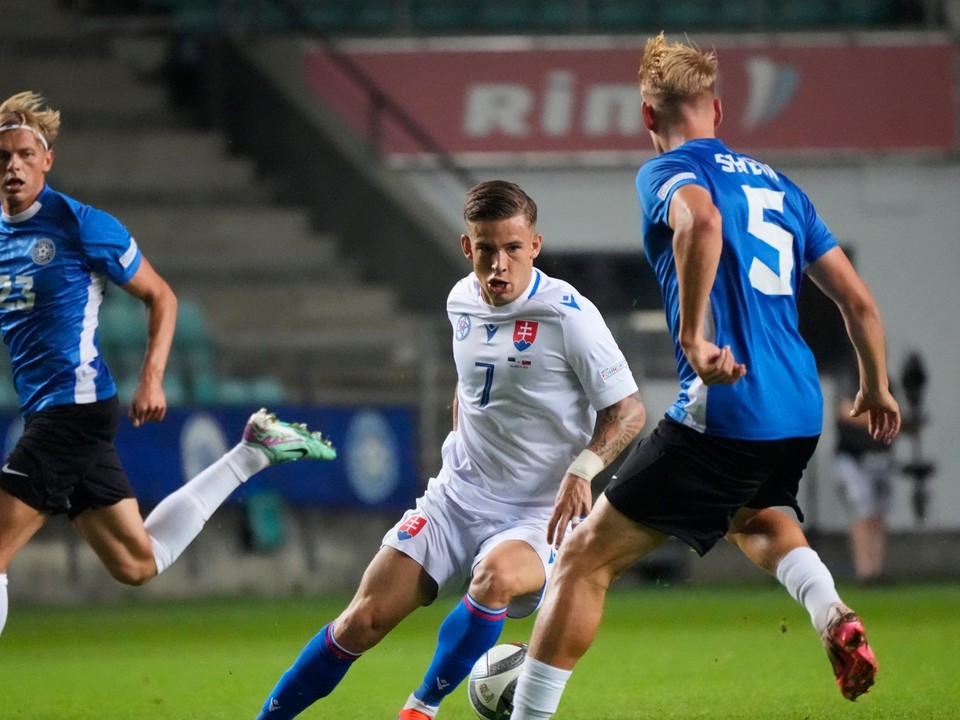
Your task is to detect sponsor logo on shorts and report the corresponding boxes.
[397,514,427,540]
[1,462,28,477]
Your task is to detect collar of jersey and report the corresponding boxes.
[2,185,46,224]
[527,269,542,298]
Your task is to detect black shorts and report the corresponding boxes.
[0,396,134,519]
[604,417,819,556]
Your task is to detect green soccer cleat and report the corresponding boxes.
[241,408,337,465]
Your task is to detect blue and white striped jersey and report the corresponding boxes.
[636,138,836,440]
[0,185,142,416]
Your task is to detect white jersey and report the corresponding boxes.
[436,268,638,510]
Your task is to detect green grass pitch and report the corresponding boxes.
[1,582,956,719]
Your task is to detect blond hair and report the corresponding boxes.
[638,33,718,122]
[0,91,61,147]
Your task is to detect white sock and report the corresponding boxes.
[401,693,438,717]
[145,444,267,574]
[511,657,572,720]
[0,573,7,637]
[776,546,843,633]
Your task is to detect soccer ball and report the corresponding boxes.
[466,642,528,720]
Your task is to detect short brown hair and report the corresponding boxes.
[463,180,537,227]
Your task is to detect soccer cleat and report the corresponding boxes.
[242,408,337,464]
[397,710,434,720]
[821,608,877,701]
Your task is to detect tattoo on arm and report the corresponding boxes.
[589,392,646,465]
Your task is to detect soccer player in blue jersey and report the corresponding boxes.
[511,34,901,718]
[254,181,646,720]
[0,91,336,638]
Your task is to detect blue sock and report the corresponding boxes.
[414,594,507,707]
[257,623,360,719]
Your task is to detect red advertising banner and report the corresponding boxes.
[303,38,957,160]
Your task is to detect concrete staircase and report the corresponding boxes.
[1,3,433,404]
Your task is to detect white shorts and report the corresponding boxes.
[381,480,555,618]
[834,451,893,521]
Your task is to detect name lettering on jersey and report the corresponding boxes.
[507,356,532,369]
[512,320,538,351]
[455,314,471,341]
[30,237,56,265]
[600,359,628,382]
[484,323,498,341]
[560,293,580,310]
[397,514,428,540]
[714,153,779,180]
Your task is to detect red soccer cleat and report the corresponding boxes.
[821,610,878,701]
[397,709,434,720]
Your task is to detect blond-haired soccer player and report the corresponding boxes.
[0,92,335,637]
[255,180,645,719]
[511,34,900,718]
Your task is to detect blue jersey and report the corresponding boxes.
[636,138,837,440]
[0,185,142,416]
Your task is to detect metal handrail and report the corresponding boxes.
[226,0,478,191]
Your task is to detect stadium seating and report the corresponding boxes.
[96,292,288,407]
[156,0,922,36]
[407,1,473,30]
[477,0,577,32]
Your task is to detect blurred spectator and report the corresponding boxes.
[833,366,896,586]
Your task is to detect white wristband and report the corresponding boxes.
[566,449,605,483]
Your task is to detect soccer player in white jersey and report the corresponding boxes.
[0,91,336,638]
[255,180,646,720]
[511,34,901,718]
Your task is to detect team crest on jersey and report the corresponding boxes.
[31,238,56,265]
[455,314,471,341]
[512,320,538,351]
[397,514,427,540]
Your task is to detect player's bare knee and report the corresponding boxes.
[468,564,516,607]
[108,557,156,586]
[556,531,626,590]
